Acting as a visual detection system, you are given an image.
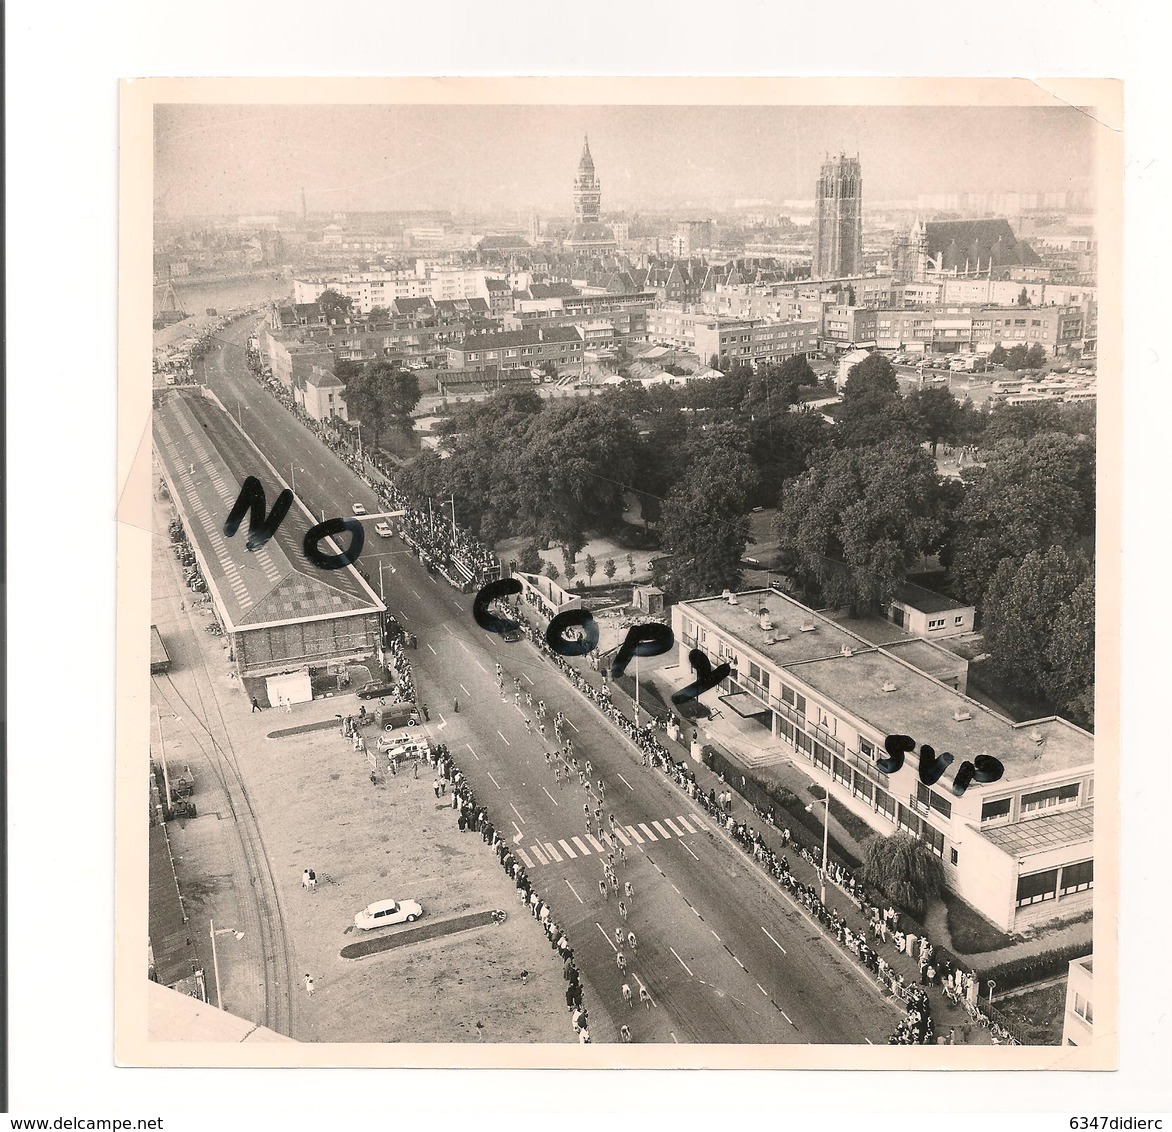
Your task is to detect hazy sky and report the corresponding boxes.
[155,103,1097,218]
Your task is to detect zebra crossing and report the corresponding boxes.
[513,813,709,869]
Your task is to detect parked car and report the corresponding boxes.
[357,680,397,701]
[500,625,523,643]
[375,521,393,538]
[352,503,367,516]
[353,899,423,931]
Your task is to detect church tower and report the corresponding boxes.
[573,135,602,223]
[811,152,863,279]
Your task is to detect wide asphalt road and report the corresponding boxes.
[198,320,898,1045]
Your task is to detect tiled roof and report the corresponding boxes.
[891,580,972,615]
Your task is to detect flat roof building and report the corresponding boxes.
[672,588,1094,933]
[154,389,384,679]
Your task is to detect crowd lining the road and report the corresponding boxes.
[239,335,1015,1046]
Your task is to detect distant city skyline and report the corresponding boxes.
[155,103,1096,219]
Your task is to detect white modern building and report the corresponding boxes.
[671,588,1095,933]
[1061,955,1094,1046]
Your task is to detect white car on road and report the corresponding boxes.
[353,898,423,931]
[374,521,393,538]
[351,503,367,516]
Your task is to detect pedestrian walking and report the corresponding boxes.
[434,778,441,798]
[251,696,261,713]
[618,900,627,920]
[302,869,311,893]
[525,718,532,735]
[285,696,292,714]
[307,868,316,893]
[413,761,418,780]
[369,770,377,786]
[304,974,315,997]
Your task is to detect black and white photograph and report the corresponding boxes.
[114,77,1120,1068]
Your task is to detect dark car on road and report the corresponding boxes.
[501,625,524,642]
[357,680,397,701]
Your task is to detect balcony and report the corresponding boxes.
[845,749,889,789]
[771,699,805,729]
[809,721,845,758]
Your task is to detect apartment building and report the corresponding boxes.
[445,325,585,375]
[671,589,1095,933]
[1062,956,1094,1046]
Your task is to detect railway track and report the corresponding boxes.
[152,525,297,1037]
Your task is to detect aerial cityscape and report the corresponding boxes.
[146,100,1100,1053]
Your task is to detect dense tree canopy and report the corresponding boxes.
[861,833,945,919]
[982,546,1094,726]
[945,432,1095,605]
[343,360,421,452]
[317,289,353,322]
[775,440,946,614]
[658,424,758,600]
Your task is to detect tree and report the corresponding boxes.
[334,357,362,385]
[982,545,1092,710]
[604,558,617,581]
[564,561,577,585]
[1026,343,1048,369]
[543,561,560,582]
[861,833,945,919]
[1005,344,1030,371]
[517,543,544,574]
[627,552,636,577]
[988,344,1008,366]
[539,360,558,380]
[1017,286,1031,307]
[367,305,390,322]
[777,353,818,387]
[945,433,1094,605]
[842,352,899,399]
[775,440,946,614]
[1049,575,1095,729]
[845,283,856,305]
[907,385,963,456]
[317,289,353,322]
[584,554,597,584]
[658,426,758,599]
[343,360,421,453]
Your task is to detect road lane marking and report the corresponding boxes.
[676,816,697,834]
[512,822,523,839]
[530,844,548,865]
[664,818,685,836]
[524,673,534,685]
[516,847,534,868]
[486,771,501,789]
[565,878,583,903]
[565,719,578,732]
[571,836,590,855]
[762,927,787,955]
[618,773,633,791]
[681,842,700,862]
[865,1038,873,1045]
[473,657,486,671]
[669,948,693,977]
[613,827,631,846]
[496,730,511,745]
[596,923,617,951]
[670,1032,678,1042]
[757,983,769,996]
[670,883,680,895]
[710,930,721,942]
[510,803,526,823]
[585,833,604,852]
[732,956,746,970]
[544,842,562,862]
[459,683,470,695]
[542,787,559,806]
[558,839,577,859]
[427,643,437,654]
[459,640,471,653]
[625,826,645,844]
[411,589,422,599]
[780,1008,795,1026]
[436,713,447,730]
[636,823,658,841]
[651,821,671,839]
[466,744,479,760]
[689,813,709,831]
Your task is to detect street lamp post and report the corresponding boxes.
[290,462,296,495]
[806,793,830,904]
